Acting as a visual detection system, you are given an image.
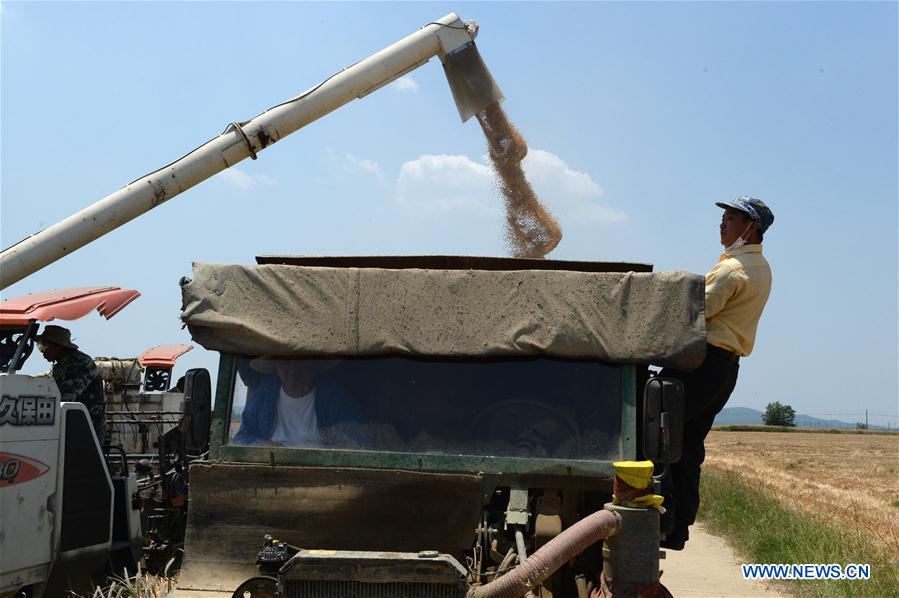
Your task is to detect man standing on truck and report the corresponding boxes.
[660,196,774,550]
[36,324,107,443]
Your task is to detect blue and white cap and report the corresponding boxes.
[715,196,774,234]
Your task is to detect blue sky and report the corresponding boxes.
[2,2,896,427]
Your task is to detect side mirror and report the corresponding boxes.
[643,376,684,464]
[182,368,211,453]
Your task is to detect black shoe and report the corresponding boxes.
[660,527,688,551]
[659,509,676,536]
[660,536,686,551]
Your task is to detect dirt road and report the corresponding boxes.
[660,522,786,597]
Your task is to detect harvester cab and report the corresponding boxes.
[139,344,194,393]
[0,287,142,597]
[100,342,211,573]
[175,255,699,597]
[0,288,212,596]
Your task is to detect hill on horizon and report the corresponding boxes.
[715,406,888,430]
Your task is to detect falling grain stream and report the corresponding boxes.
[477,102,562,258]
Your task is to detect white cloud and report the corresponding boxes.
[390,76,419,92]
[345,153,384,180]
[395,154,497,213]
[522,150,602,196]
[522,149,626,224]
[216,168,276,190]
[394,149,626,224]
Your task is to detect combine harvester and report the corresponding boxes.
[0,288,141,595]
[1,12,698,597]
[0,288,211,597]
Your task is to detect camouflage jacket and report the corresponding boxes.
[52,349,106,432]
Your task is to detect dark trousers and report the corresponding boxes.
[660,345,740,539]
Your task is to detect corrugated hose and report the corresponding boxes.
[467,508,623,598]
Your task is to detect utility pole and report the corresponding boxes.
[865,410,868,430]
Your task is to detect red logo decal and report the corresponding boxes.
[0,452,50,486]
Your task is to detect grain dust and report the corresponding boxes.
[477,102,562,258]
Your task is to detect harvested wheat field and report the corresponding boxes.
[704,430,899,555]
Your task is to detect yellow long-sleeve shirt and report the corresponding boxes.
[705,244,771,356]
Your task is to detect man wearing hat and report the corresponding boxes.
[660,196,774,550]
[36,325,106,444]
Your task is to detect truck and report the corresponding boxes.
[173,254,702,597]
[0,12,704,597]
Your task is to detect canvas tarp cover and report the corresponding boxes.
[181,262,706,370]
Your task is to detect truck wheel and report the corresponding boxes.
[232,575,277,598]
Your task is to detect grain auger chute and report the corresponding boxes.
[0,13,503,290]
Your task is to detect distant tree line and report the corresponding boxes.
[763,401,796,427]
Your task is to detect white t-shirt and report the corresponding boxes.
[270,387,320,447]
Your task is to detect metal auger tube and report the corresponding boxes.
[0,12,503,289]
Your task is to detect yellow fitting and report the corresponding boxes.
[613,460,655,490]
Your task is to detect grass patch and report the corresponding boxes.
[698,468,899,597]
[71,565,177,598]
